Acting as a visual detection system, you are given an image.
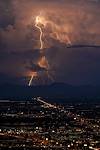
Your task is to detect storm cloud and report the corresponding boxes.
[0,0,100,85]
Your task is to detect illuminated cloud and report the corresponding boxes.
[0,0,100,85]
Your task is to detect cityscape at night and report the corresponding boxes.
[0,98,100,149]
[0,0,100,149]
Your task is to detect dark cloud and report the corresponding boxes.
[0,50,41,76]
[0,0,14,28]
[46,46,100,85]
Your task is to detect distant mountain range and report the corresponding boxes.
[0,83,100,101]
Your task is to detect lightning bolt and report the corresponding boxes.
[28,72,38,86]
[28,14,53,86]
[35,16,44,50]
[28,75,34,86]
[51,31,71,45]
[28,12,72,86]
[28,14,44,86]
[66,35,72,45]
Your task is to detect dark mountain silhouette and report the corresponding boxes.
[0,83,100,101]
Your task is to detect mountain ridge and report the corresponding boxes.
[0,83,100,100]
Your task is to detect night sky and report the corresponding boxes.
[0,0,100,85]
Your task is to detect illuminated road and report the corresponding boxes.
[37,97,57,109]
